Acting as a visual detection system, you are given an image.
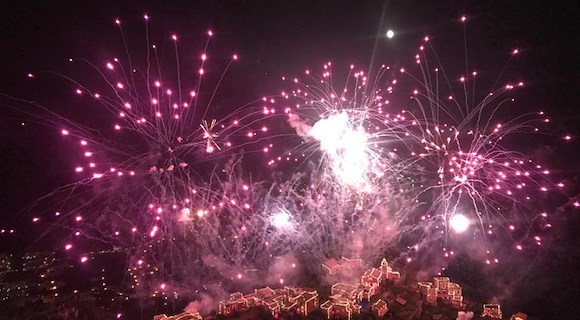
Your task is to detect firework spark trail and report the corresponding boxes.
[2,14,575,308]
[260,63,429,269]
[265,16,570,270]
[258,170,419,268]
[0,15,288,297]
[274,63,420,191]
[398,25,562,259]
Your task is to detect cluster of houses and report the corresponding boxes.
[156,258,533,320]
[319,258,400,320]
[321,257,363,276]
[218,285,319,317]
[216,257,399,320]
[153,312,203,320]
[417,276,464,308]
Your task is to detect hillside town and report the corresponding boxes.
[153,258,533,320]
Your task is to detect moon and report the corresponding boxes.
[386,30,395,39]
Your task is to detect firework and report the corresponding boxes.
[398,21,560,262]
[261,63,422,267]
[265,16,566,269]
[3,13,571,309]
[4,15,281,296]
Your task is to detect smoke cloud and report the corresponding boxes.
[287,114,312,138]
[456,311,475,320]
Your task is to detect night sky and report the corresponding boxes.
[0,1,579,319]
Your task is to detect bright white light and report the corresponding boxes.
[272,211,291,229]
[178,208,191,221]
[386,30,395,39]
[309,113,371,188]
[449,214,470,233]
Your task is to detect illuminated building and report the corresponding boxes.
[348,286,363,302]
[510,312,528,320]
[416,276,463,307]
[322,257,363,276]
[372,299,388,317]
[357,258,401,300]
[218,258,398,319]
[320,295,361,320]
[322,258,340,276]
[153,312,203,320]
[481,304,503,319]
[218,286,318,316]
[321,283,361,319]
[281,286,319,316]
[362,268,384,286]
[417,282,437,304]
[331,283,357,298]
[379,258,401,282]
[218,292,248,315]
[320,258,399,319]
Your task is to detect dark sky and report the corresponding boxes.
[0,0,578,213]
[0,0,579,318]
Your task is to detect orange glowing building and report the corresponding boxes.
[510,312,528,320]
[372,299,388,317]
[320,295,361,320]
[218,286,318,317]
[153,312,203,320]
[379,258,401,282]
[320,258,400,319]
[417,276,463,308]
[322,258,340,276]
[481,303,503,319]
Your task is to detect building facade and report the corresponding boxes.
[481,303,503,319]
[218,286,319,317]
[417,276,463,308]
[153,312,203,320]
[320,258,399,319]
[372,299,388,317]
